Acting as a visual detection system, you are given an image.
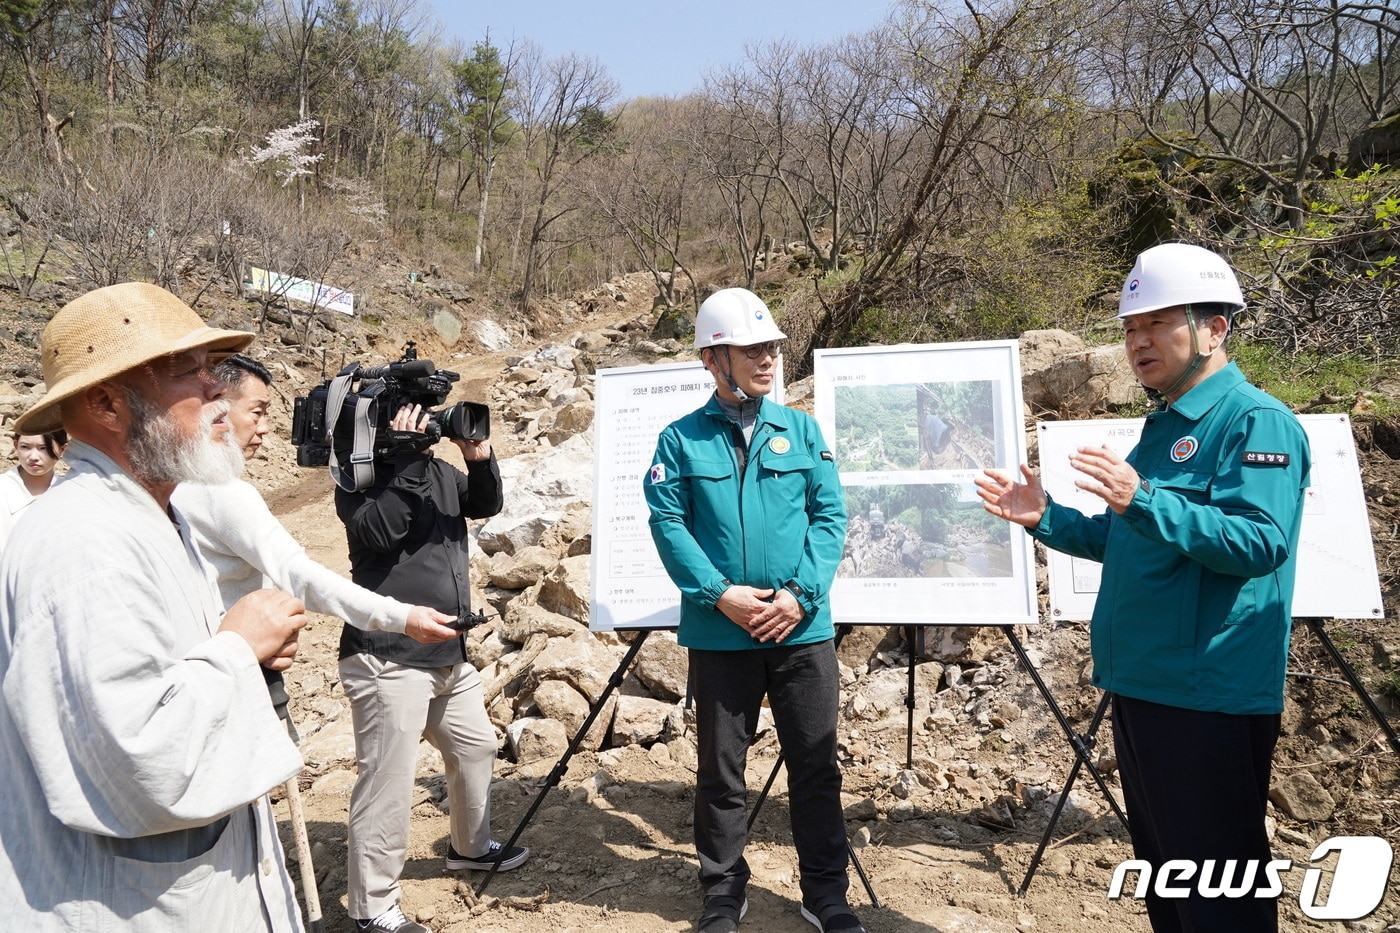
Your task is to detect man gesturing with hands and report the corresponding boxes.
[977,244,1311,933]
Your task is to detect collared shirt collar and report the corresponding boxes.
[1165,360,1246,421]
[62,439,178,523]
[704,391,783,428]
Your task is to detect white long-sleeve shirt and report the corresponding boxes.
[0,466,39,555]
[172,478,409,632]
[0,441,305,932]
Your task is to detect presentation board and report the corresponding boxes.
[588,359,784,631]
[813,341,1038,626]
[1037,414,1384,620]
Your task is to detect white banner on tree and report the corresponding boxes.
[1038,414,1383,620]
[247,266,355,315]
[814,340,1038,626]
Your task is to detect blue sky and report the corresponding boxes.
[427,1,895,101]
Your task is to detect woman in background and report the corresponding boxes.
[0,429,67,553]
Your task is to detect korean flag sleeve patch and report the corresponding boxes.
[1242,451,1291,466]
[649,463,667,484]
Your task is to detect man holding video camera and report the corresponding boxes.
[334,403,526,933]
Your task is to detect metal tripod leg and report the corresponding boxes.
[475,630,652,896]
[748,627,881,909]
[1000,626,1128,897]
[1307,618,1400,757]
[1016,690,1112,896]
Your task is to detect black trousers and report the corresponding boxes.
[689,640,850,907]
[1111,694,1282,933]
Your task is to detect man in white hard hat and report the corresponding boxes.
[0,282,309,931]
[644,288,861,933]
[976,244,1311,932]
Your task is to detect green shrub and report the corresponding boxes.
[1232,343,1400,415]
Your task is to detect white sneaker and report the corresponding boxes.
[353,904,430,933]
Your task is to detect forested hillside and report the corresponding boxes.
[3,0,1399,376]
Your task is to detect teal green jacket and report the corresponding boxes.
[1032,363,1310,714]
[644,394,847,651]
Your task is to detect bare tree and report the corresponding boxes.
[225,182,348,336]
[578,97,699,309]
[695,72,783,289]
[513,49,618,308]
[2,0,84,174]
[1108,0,1400,227]
[30,144,234,289]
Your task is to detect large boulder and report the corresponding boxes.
[1269,771,1336,822]
[546,400,595,446]
[489,545,557,589]
[479,432,594,555]
[1348,110,1400,172]
[537,554,591,624]
[429,308,461,345]
[531,631,621,702]
[470,318,514,351]
[633,631,688,701]
[1022,343,1138,416]
[506,716,569,769]
[611,696,676,746]
[530,679,611,752]
[502,597,587,643]
[540,503,592,557]
[1019,329,1086,377]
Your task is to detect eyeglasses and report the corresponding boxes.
[736,340,784,360]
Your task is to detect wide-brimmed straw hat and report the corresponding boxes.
[15,282,255,434]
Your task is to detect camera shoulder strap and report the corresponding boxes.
[326,365,379,493]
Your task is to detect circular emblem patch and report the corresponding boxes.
[769,436,791,454]
[1171,436,1199,462]
[1128,278,1140,292]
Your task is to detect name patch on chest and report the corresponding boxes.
[1242,451,1291,466]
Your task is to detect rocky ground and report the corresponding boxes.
[1,262,1398,933]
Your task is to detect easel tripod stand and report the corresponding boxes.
[475,627,880,909]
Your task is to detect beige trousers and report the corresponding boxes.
[339,654,497,920]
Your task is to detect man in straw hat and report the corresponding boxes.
[0,282,311,931]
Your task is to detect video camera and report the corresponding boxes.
[291,341,491,492]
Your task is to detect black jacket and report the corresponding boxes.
[334,449,504,667]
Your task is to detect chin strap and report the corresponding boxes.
[1152,304,1225,405]
[717,346,750,401]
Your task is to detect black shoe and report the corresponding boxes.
[445,840,529,871]
[800,900,866,933]
[352,904,430,933]
[698,894,748,933]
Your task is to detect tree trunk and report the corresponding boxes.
[474,159,495,271]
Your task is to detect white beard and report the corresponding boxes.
[125,390,245,486]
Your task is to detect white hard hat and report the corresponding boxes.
[1117,242,1246,319]
[694,287,787,349]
